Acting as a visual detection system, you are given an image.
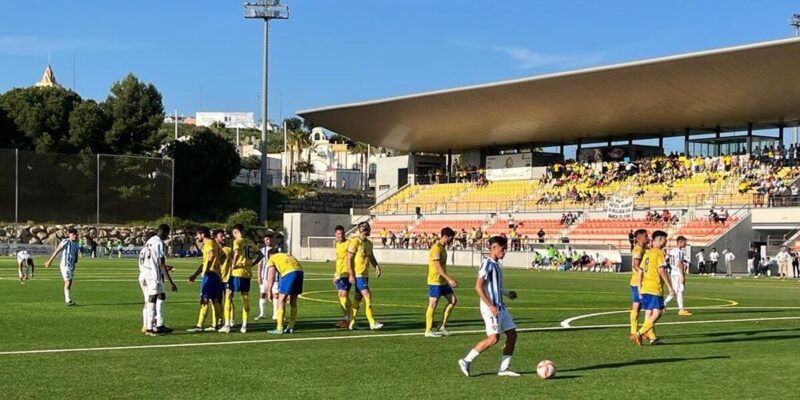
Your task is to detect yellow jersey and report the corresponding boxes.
[232,238,258,278]
[219,246,233,282]
[334,239,350,279]
[267,253,303,276]
[427,242,448,285]
[347,236,374,277]
[641,248,667,295]
[630,244,646,286]
[201,239,222,277]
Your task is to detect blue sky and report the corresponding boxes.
[1,1,799,152]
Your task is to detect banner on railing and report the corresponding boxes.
[606,196,634,219]
[485,153,532,181]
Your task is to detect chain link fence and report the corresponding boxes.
[0,149,173,224]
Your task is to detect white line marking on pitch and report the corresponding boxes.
[2,315,799,356]
[559,306,800,328]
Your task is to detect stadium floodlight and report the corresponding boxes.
[244,1,290,224]
[792,14,800,37]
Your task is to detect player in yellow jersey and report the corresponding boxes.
[632,230,675,346]
[347,222,384,330]
[425,227,458,337]
[333,225,352,329]
[265,250,304,334]
[214,229,234,329]
[628,229,649,342]
[219,223,263,334]
[187,227,224,332]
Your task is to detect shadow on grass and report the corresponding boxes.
[676,334,800,345]
[668,327,800,339]
[561,355,728,372]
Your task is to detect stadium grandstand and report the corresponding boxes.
[296,37,800,276]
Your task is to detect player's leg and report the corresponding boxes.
[349,290,363,330]
[268,294,288,333]
[285,271,303,332]
[287,294,299,332]
[629,286,641,340]
[439,290,457,335]
[239,279,251,333]
[61,266,75,305]
[220,287,233,333]
[155,291,171,332]
[498,329,519,376]
[459,307,501,377]
[257,282,267,320]
[362,288,382,330]
[425,294,440,336]
[139,275,149,332]
[18,262,24,283]
[271,281,280,320]
[29,259,34,278]
[335,278,352,328]
[145,294,158,336]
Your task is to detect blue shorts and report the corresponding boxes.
[630,286,640,303]
[278,271,304,295]
[428,284,454,298]
[335,277,351,291]
[231,277,251,293]
[355,277,369,292]
[200,273,222,300]
[641,294,665,310]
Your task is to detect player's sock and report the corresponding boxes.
[629,310,639,334]
[241,294,250,323]
[289,305,298,328]
[638,318,655,336]
[146,302,156,331]
[364,297,376,326]
[156,298,164,327]
[197,304,209,328]
[258,298,266,317]
[441,303,455,329]
[64,289,71,303]
[499,355,512,371]
[464,349,480,362]
[211,303,222,327]
[142,307,148,329]
[350,298,361,328]
[647,329,657,340]
[425,306,435,333]
[339,296,351,320]
[223,295,232,326]
[272,299,279,319]
[276,308,285,331]
[677,291,685,309]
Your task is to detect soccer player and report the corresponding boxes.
[333,225,352,329]
[255,232,280,320]
[664,236,692,316]
[220,224,263,334]
[45,228,81,306]
[346,222,384,330]
[265,249,304,334]
[628,229,648,342]
[458,236,520,377]
[186,227,224,332]
[17,250,34,283]
[215,229,234,329]
[139,224,178,336]
[425,227,459,337]
[633,230,675,346]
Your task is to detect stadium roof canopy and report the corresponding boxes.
[298,37,800,153]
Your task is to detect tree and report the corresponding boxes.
[0,106,24,148]
[294,160,315,175]
[102,73,165,154]
[350,141,370,191]
[0,86,82,152]
[68,100,110,154]
[240,155,261,171]
[162,127,241,217]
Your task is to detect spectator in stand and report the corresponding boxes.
[708,248,720,276]
[662,209,671,224]
[792,250,800,279]
[380,228,388,248]
[716,208,729,224]
[628,230,635,250]
[508,214,515,229]
[537,228,546,244]
[758,257,774,278]
[747,246,757,276]
[696,249,706,275]
[389,231,397,248]
[723,249,735,277]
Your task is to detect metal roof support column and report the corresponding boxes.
[658,135,663,149]
[747,123,753,154]
[628,134,633,146]
[576,138,582,153]
[684,128,690,156]
[779,125,784,146]
[559,143,564,157]
[446,149,452,181]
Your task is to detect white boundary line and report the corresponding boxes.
[2,315,799,356]
[559,306,800,328]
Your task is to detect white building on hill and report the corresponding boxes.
[196,112,257,129]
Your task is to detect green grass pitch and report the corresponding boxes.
[1,256,799,399]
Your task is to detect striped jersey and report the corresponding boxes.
[667,247,688,276]
[478,257,505,309]
[59,239,80,269]
[139,236,165,280]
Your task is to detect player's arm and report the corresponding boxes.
[658,264,674,297]
[252,251,264,268]
[676,258,685,285]
[160,256,178,292]
[188,265,202,282]
[44,242,65,268]
[502,289,518,300]
[370,254,382,278]
[474,277,499,316]
[257,257,265,285]
[633,255,644,296]
[346,249,357,284]
[265,266,276,302]
[434,260,457,287]
[231,248,241,270]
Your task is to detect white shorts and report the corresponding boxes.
[60,266,75,281]
[139,272,164,297]
[480,303,516,336]
[259,281,279,294]
[670,274,684,292]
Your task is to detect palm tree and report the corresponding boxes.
[350,141,370,190]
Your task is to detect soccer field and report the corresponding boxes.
[1,257,799,399]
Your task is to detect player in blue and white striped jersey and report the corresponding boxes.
[45,228,81,306]
[458,235,520,377]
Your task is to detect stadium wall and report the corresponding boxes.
[284,212,352,256]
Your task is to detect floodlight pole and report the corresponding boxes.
[245,1,290,224]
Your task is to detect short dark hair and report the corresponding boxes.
[652,230,667,240]
[263,231,275,239]
[212,229,225,238]
[634,229,648,237]
[676,235,687,243]
[157,224,170,237]
[334,225,345,233]
[197,227,211,237]
[441,227,456,238]
[488,235,508,248]
[232,223,244,233]
[67,228,78,235]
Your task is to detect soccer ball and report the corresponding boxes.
[537,360,556,379]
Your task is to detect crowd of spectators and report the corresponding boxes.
[528,244,618,272]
